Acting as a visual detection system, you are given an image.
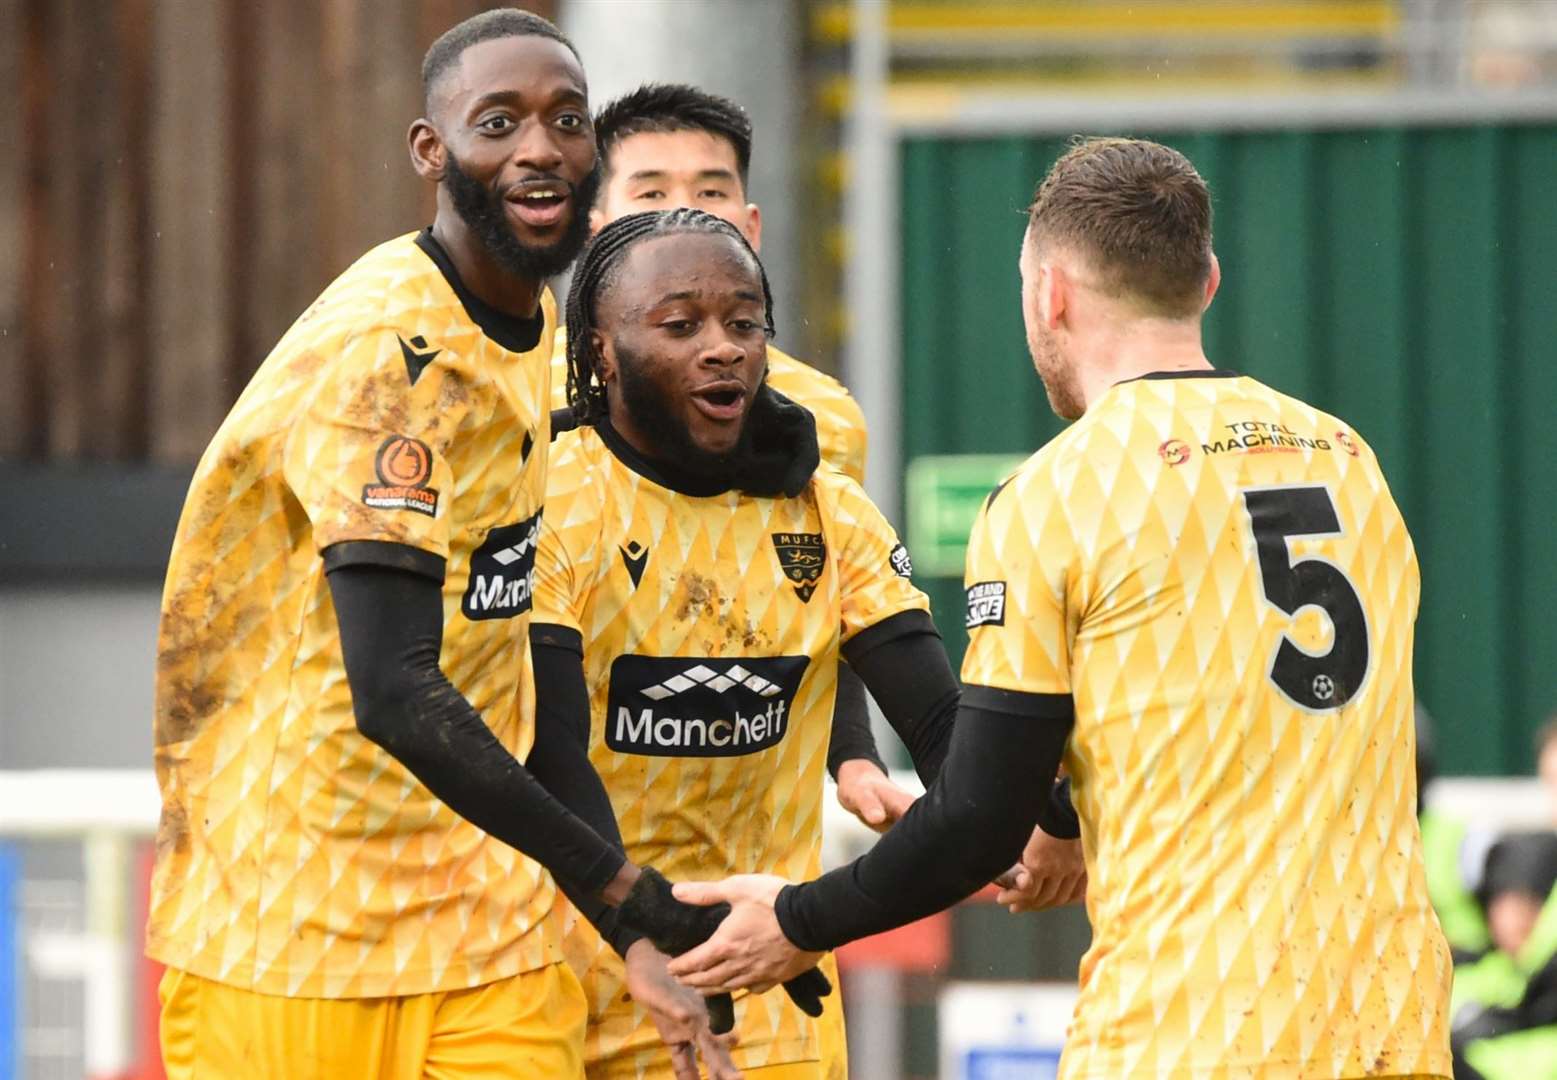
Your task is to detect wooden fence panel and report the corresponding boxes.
[0,0,21,458]
[3,0,557,465]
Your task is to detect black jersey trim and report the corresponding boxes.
[593,417,733,498]
[1118,368,1241,385]
[842,609,940,666]
[414,228,545,354]
[961,683,1075,724]
[530,622,584,655]
[322,540,446,582]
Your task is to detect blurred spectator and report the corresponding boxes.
[1468,0,1557,87]
[1536,716,1557,827]
[1452,833,1557,1022]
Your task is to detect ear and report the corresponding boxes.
[408,118,445,182]
[589,206,607,236]
[742,202,763,252]
[591,330,617,384]
[1040,261,1068,329]
[1202,252,1222,312]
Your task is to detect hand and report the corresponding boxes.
[623,940,742,1080]
[615,866,738,1033]
[835,759,917,833]
[993,825,1086,913]
[665,875,823,995]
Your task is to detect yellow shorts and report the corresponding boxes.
[159,961,587,1080]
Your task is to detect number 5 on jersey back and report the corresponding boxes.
[1242,485,1371,712]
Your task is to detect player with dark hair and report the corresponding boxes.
[534,207,963,1079]
[562,79,914,860]
[147,11,709,1078]
[668,138,1454,1080]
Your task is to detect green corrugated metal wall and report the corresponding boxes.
[900,123,1557,776]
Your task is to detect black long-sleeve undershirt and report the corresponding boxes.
[528,623,645,957]
[841,610,959,785]
[775,684,1075,952]
[325,550,625,900]
[825,663,885,779]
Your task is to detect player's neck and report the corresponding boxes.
[1077,319,1212,410]
[428,214,545,320]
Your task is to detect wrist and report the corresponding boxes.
[601,859,641,906]
[837,758,887,784]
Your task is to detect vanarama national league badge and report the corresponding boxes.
[363,435,439,517]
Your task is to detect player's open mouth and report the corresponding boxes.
[690,382,747,421]
[506,182,570,229]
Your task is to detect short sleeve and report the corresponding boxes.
[827,475,929,643]
[283,327,464,562]
[960,473,1071,696]
[532,519,584,634]
[530,437,600,635]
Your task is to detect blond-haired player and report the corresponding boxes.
[672,138,1454,1080]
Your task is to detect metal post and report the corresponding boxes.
[842,0,901,523]
[845,966,903,1080]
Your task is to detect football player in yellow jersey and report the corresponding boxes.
[532,207,966,1080]
[670,138,1454,1080]
[148,11,727,1079]
[567,81,917,842]
[546,83,909,845]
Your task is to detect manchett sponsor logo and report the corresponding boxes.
[605,655,809,758]
[462,512,541,621]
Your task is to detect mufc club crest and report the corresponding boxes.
[772,532,826,603]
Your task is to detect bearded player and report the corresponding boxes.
[553,84,913,841]
[533,208,966,1079]
[148,11,717,1078]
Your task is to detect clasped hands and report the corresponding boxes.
[618,867,829,1033]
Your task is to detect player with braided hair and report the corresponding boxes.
[562,206,775,425]
[531,208,962,1079]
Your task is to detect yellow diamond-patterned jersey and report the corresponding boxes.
[147,230,563,999]
[961,372,1451,1080]
[550,329,868,485]
[534,422,923,1075]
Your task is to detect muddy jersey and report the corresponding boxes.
[148,230,561,999]
[534,420,923,1073]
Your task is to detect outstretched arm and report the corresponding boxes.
[667,686,1073,991]
[326,557,636,903]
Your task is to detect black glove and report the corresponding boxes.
[618,868,835,1031]
[618,867,736,1033]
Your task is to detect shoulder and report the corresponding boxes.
[767,348,864,422]
[546,425,611,506]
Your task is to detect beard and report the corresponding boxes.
[443,151,601,280]
[1032,327,1085,421]
[614,338,753,481]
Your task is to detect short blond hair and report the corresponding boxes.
[1027,137,1213,318]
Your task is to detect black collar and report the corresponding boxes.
[595,416,731,498]
[1118,368,1241,385]
[592,384,821,500]
[414,228,544,354]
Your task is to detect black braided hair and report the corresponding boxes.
[564,208,775,422]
